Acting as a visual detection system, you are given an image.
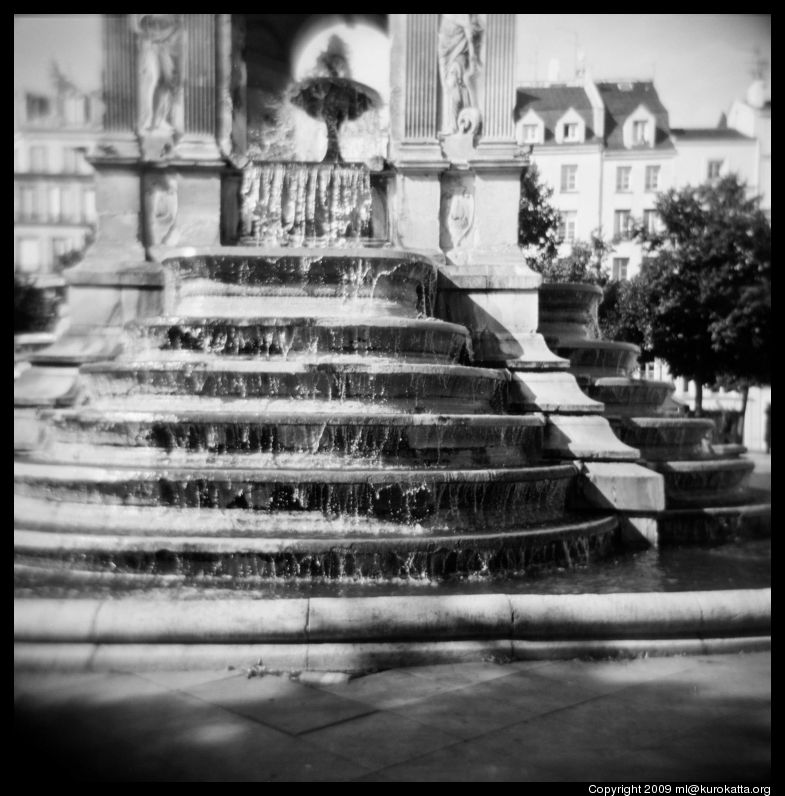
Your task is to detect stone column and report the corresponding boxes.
[64,14,233,335]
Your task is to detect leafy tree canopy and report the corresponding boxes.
[600,174,771,412]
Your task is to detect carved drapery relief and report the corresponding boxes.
[437,14,485,136]
[143,173,179,247]
[132,14,185,152]
[440,173,475,261]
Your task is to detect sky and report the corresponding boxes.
[14,14,771,128]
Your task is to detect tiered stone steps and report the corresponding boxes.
[14,252,622,588]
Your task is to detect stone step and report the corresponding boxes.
[14,514,619,583]
[550,339,641,380]
[14,460,576,527]
[508,371,604,413]
[645,459,756,508]
[612,417,716,461]
[543,415,641,461]
[656,503,771,544]
[586,378,674,417]
[80,355,507,412]
[129,315,469,362]
[43,402,545,463]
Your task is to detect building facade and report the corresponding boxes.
[13,72,101,282]
[515,76,767,281]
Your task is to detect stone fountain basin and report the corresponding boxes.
[132,315,469,361]
[586,378,674,416]
[613,417,716,461]
[42,402,545,466]
[538,282,603,344]
[14,459,577,529]
[646,458,756,508]
[80,356,507,412]
[551,339,642,380]
[159,247,441,315]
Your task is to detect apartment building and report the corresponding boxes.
[515,76,765,280]
[13,72,101,282]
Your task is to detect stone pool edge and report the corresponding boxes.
[14,588,771,672]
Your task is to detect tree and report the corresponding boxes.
[541,234,613,286]
[634,174,771,415]
[598,275,655,362]
[518,162,560,263]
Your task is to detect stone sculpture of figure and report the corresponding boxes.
[132,14,184,135]
[438,14,485,135]
[447,188,474,250]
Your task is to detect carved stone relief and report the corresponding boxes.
[143,173,179,247]
[440,172,476,262]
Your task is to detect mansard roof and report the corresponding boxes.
[513,85,598,143]
[596,81,673,150]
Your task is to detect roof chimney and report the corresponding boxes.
[547,57,560,83]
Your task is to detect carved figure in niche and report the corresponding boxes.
[132,14,184,136]
[447,188,474,250]
[144,173,178,247]
[438,14,485,135]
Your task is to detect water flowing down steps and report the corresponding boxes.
[16,251,627,591]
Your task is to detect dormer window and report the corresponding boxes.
[623,104,656,149]
[563,122,579,141]
[632,120,648,145]
[515,109,545,146]
[522,124,539,144]
[554,108,586,144]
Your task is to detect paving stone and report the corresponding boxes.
[184,672,375,735]
[302,710,462,771]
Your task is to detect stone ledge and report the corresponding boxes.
[14,589,769,645]
[14,636,772,672]
[576,461,666,511]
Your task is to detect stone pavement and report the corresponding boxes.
[14,651,770,782]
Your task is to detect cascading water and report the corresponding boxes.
[14,243,627,591]
[240,163,373,247]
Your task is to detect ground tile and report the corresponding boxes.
[302,709,462,771]
[358,731,591,782]
[462,667,605,716]
[16,680,373,781]
[527,654,698,693]
[403,660,531,687]
[387,685,543,740]
[134,668,241,691]
[183,672,375,735]
[315,667,469,709]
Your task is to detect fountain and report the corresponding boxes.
[13,15,769,671]
[538,281,771,544]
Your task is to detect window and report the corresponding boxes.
[707,160,723,180]
[612,257,629,281]
[557,211,577,243]
[48,187,62,222]
[616,166,631,192]
[52,238,71,265]
[62,147,79,173]
[65,95,88,126]
[18,238,40,272]
[20,185,36,220]
[30,146,48,172]
[83,189,97,222]
[522,124,539,143]
[632,120,649,145]
[563,122,579,142]
[614,210,633,240]
[560,164,577,192]
[645,165,660,192]
[25,94,50,122]
[643,209,658,234]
